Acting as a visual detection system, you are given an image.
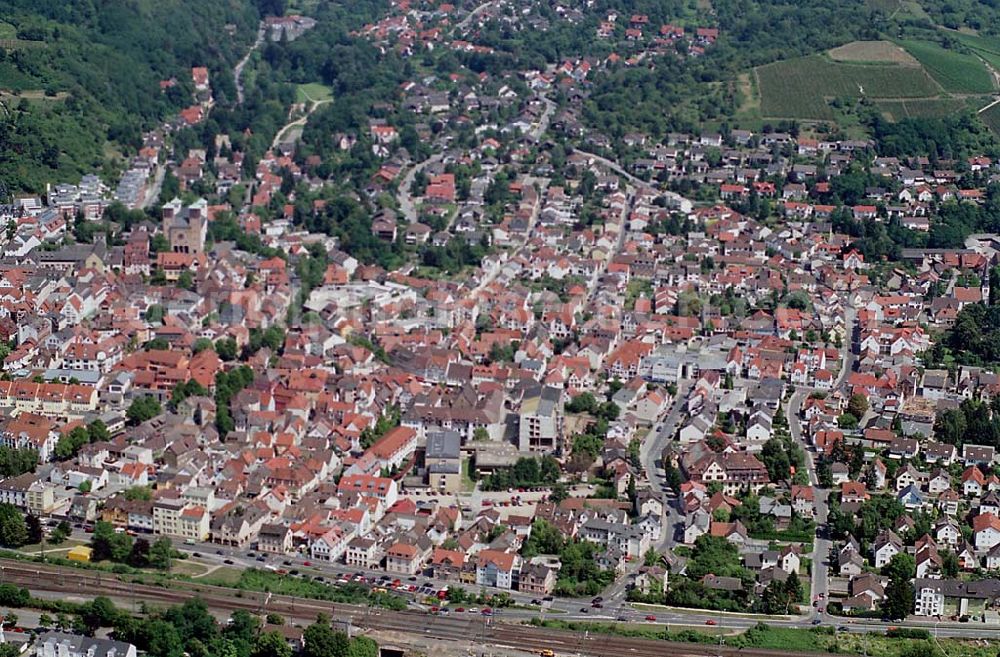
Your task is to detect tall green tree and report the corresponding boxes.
[883,553,915,620]
[302,617,350,657]
[0,504,28,547]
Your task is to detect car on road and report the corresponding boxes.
[303,561,312,566]
[811,620,822,625]
[704,620,716,626]
[592,596,603,603]
[531,599,541,606]
[592,603,603,608]
[216,550,224,555]
[481,608,492,616]
[645,615,657,622]
[837,626,848,632]
[455,608,465,613]
[579,607,589,614]
[256,556,266,562]
[223,559,234,565]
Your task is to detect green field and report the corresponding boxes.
[756,55,942,120]
[948,32,1000,73]
[0,62,41,91]
[899,39,994,93]
[295,82,333,104]
[530,619,995,657]
[876,97,970,120]
[980,102,1000,135]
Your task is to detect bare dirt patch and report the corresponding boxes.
[828,40,920,66]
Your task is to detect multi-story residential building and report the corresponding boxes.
[345,537,378,568]
[257,523,293,554]
[476,550,520,590]
[34,631,137,657]
[518,386,564,452]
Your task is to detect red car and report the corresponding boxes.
[705,620,717,626]
[645,615,656,622]
[455,607,465,613]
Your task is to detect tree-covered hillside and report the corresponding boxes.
[0,0,264,194]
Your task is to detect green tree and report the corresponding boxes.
[784,572,802,607]
[91,521,132,562]
[252,632,292,657]
[79,596,120,632]
[124,486,153,501]
[837,413,859,430]
[549,482,568,504]
[145,304,165,324]
[933,407,968,447]
[346,637,378,657]
[643,548,661,567]
[686,535,744,579]
[760,579,791,614]
[760,437,792,482]
[177,270,195,291]
[88,419,111,442]
[942,549,959,578]
[55,425,91,460]
[129,538,151,568]
[150,233,170,254]
[150,536,174,571]
[565,392,598,414]
[192,338,214,354]
[847,394,869,419]
[302,618,350,657]
[883,553,915,620]
[0,504,28,547]
[127,396,162,425]
[215,338,238,361]
[25,513,43,545]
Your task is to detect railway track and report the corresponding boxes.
[0,560,814,657]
